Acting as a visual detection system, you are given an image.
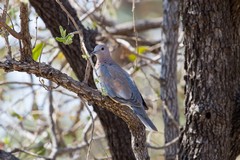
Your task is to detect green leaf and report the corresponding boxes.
[55,37,65,42]
[91,21,98,29]
[32,113,39,120]
[3,136,10,145]
[94,78,99,84]
[128,54,136,62]
[33,142,46,155]
[81,54,90,60]
[64,34,74,45]
[101,88,108,96]
[11,111,23,121]
[137,46,149,54]
[82,54,87,59]
[36,146,46,155]
[56,26,74,45]
[59,26,66,37]
[32,42,45,61]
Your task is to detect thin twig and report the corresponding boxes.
[128,55,161,76]
[0,81,42,86]
[67,102,84,133]
[10,89,39,108]
[55,0,96,84]
[147,136,179,150]
[116,39,160,64]
[54,89,78,98]
[72,0,114,27]
[111,34,161,47]
[32,16,38,48]
[0,20,22,39]
[1,0,12,58]
[48,81,59,159]
[80,0,105,21]
[11,148,50,160]
[150,75,180,128]
[162,101,180,128]
[132,0,139,68]
[83,101,95,160]
[55,135,105,156]
[82,114,97,145]
[29,74,37,109]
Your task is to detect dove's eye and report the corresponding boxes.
[101,47,104,50]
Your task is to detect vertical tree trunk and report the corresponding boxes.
[179,0,240,159]
[160,0,180,159]
[29,0,136,159]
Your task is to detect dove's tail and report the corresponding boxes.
[133,107,158,131]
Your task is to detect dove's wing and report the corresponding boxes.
[95,63,147,109]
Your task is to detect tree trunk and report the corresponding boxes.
[29,0,135,159]
[160,0,180,159]
[179,0,240,159]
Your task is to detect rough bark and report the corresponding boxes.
[179,0,240,159]
[160,0,180,159]
[29,0,136,159]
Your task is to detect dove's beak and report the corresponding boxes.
[90,50,97,56]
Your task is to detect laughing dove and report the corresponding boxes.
[91,44,157,131]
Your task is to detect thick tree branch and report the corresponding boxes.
[0,58,148,159]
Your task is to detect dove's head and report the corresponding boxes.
[90,44,110,58]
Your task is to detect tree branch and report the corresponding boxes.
[20,2,32,61]
[11,148,50,160]
[48,81,59,159]
[0,58,148,159]
[108,18,163,35]
[0,21,22,39]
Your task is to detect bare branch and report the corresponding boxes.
[147,136,179,150]
[162,101,179,128]
[116,39,160,64]
[0,21,22,39]
[55,135,105,156]
[20,2,32,61]
[48,81,59,159]
[1,0,12,57]
[11,148,50,160]
[79,0,105,21]
[83,102,96,160]
[0,81,42,86]
[108,18,163,35]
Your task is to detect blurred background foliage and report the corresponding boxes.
[0,0,185,159]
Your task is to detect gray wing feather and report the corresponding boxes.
[97,63,144,108]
